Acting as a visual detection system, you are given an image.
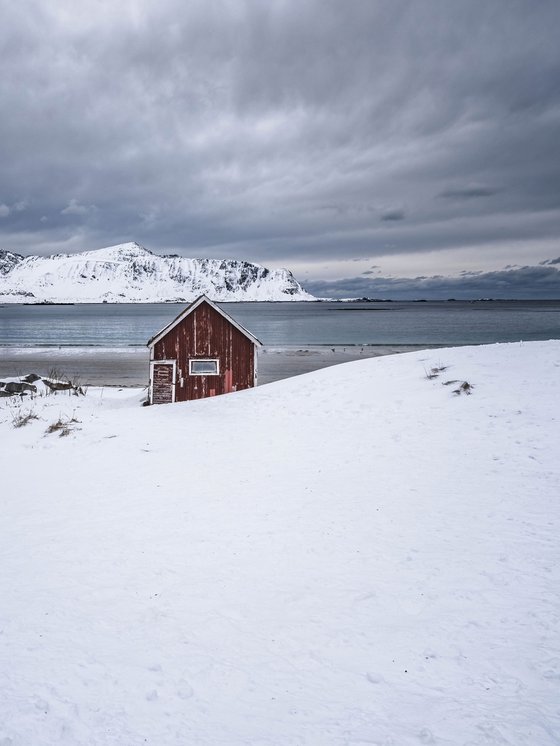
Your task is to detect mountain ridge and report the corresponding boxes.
[0,242,315,302]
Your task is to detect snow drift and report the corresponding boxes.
[1,341,559,744]
[0,242,315,302]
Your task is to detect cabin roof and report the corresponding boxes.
[146,295,263,349]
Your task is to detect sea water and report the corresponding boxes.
[0,300,559,347]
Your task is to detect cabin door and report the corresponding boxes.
[150,361,176,404]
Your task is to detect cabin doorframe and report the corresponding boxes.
[149,359,177,404]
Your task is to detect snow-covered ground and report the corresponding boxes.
[1,342,559,745]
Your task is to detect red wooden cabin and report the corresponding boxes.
[147,295,262,405]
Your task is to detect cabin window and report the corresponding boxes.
[189,358,219,375]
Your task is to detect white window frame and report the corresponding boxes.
[189,358,220,376]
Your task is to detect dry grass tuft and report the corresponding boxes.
[425,364,449,380]
[452,381,475,396]
[12,410,39,428]
[45,415,81,437]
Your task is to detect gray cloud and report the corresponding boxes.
[439,186,500,200]
[304,263,560,300]
[380,210,405,222]
[61,199,97,216]
[0,0,559,291]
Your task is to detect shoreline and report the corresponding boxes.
[0,344,445,387]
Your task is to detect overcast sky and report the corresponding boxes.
[1,0,560,297]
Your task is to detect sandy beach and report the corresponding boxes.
[0,344,438,387]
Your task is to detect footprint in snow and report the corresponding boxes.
[177,683,194,699]
[418,728,435,744]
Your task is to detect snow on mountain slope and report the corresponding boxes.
[0,242,315,302]
[1,341,559,744]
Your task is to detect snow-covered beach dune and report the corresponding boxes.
[1,342,559,744]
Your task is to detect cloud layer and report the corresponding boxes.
[305,261,560,300]
[1,1,559,295]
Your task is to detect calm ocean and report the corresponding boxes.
[0,300,559,347]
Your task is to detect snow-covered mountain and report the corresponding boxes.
[0,242,315,302]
